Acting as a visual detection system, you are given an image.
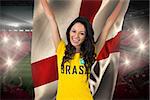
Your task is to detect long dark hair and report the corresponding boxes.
[61,16,96,78]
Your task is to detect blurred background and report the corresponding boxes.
[0,0,149,100]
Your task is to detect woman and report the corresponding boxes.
[40,0,125,99]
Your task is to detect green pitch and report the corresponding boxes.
[2,53,34,98]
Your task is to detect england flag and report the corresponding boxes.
[31,0,130,99]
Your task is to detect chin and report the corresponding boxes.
[71,42,79,47]
[72,43,78,47]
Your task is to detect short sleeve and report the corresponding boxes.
[57,40,66,59]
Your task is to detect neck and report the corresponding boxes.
[75,46,80,53]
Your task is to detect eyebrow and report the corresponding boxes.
[71,28,85,32]
[80,31,86,33]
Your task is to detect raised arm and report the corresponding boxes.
[95,0,125,54]
[40,0,61,49]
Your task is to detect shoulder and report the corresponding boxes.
[57,40,66,54]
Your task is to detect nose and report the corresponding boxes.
[74,32,79,38]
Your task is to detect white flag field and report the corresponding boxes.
[31,0,130,99]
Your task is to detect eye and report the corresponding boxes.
[80,32,85,35]
[72,30,76,33]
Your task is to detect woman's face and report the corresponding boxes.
[69,22,86,49]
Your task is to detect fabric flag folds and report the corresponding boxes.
[31,0,130,100]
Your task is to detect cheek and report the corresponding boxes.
[69,32,75,37]
[69,32,72,38]
[80,35,86,42]
[69,32,74,42]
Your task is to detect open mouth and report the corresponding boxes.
[72,38,80,44]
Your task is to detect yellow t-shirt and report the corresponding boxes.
[56,40,93,100]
